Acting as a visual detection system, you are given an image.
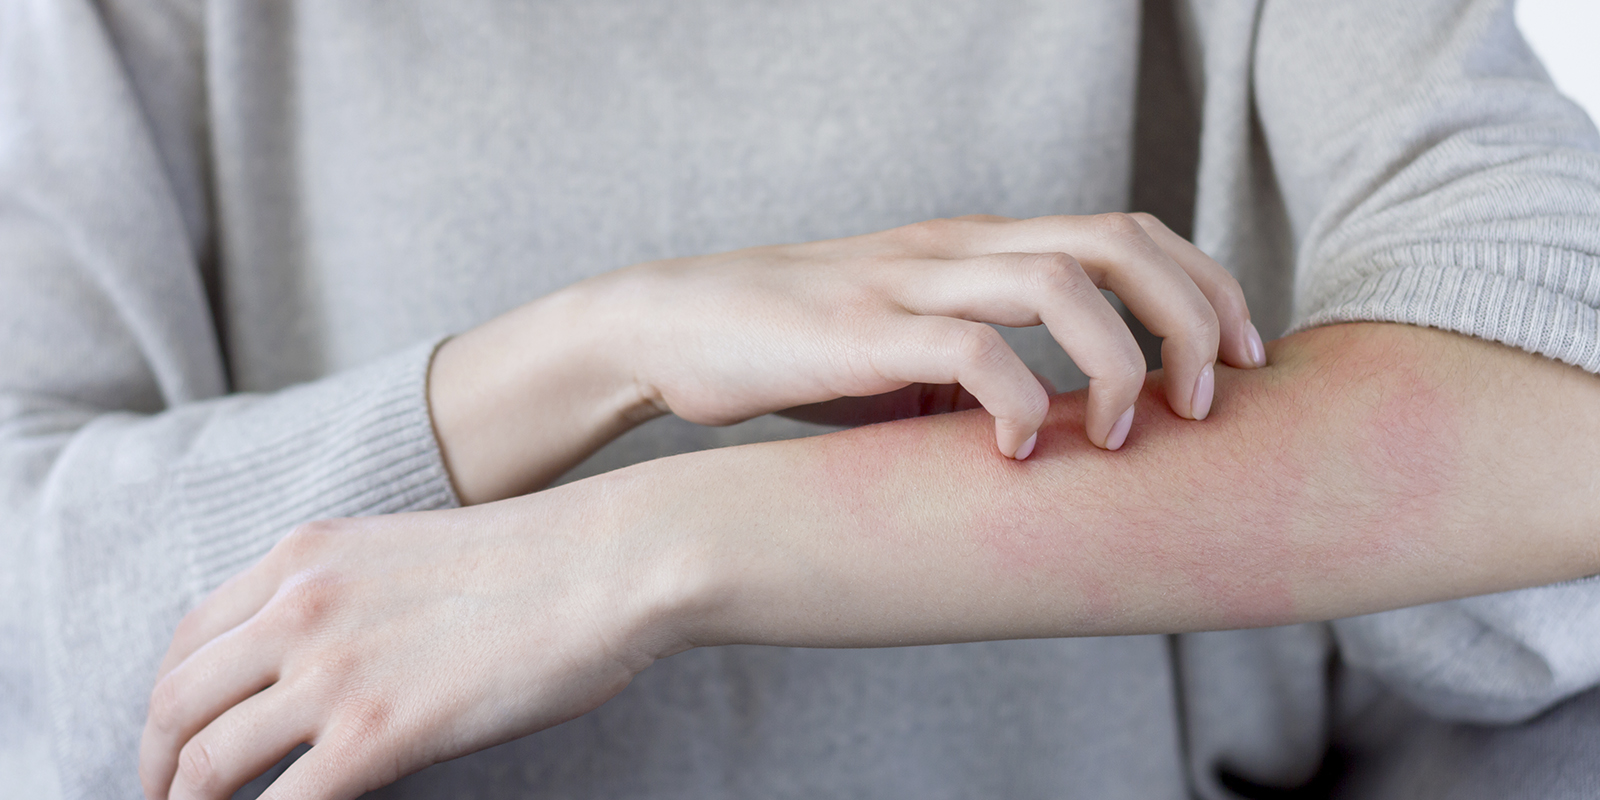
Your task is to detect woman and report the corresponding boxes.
[3,1,1598,798]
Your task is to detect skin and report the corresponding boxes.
[427,212,1263,504]
[144,210,1269,799]
[138,322,1600,799]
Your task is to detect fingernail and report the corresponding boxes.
[1245,321,1266,367]
[1013,433,1037,461]
[1191,363,1214,421]
[1104,406,1135,451]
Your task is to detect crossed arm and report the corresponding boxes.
[139,320,1600,799]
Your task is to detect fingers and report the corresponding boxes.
[973,215,1218,420]
[918,213,1257,420]
[867,317,1051,459]
[891,253,1146,450]
[1126,213,1265,370]
[257,724,396,800]
[162,686,315,800]
[157,525,324,681]
[142,614,284,799]
[145,524,346,799]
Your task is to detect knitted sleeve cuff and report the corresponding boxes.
[1290,241,1600,374]
[175,338,461,596]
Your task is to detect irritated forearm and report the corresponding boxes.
[624,323,1600,650]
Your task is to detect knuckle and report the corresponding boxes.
[1185,300,1223,343]
[1126,211,1163,230]
[175,740,217,794]
[146,674,186,734]
[1091,212,1146,244]
[335,693,397,752]
[1020,385,1051,424]
[1021,251,1070,279]
[1215,276,1250,320]
[899,217,961,250]
[280,520,330,563]
[952,324,1007,367]
[271,570,341,632]
[1024,253,1092,299]
[1111,351,1148,387]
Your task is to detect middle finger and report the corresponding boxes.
[946,214,1223,420]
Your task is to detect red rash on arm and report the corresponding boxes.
[970,377,1311,630]
[645,323,1599,650]
[643,321,1600,652]
[964,336,1464,632]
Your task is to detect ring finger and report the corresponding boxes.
[887,252,1146,450]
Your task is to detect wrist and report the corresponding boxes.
[560,270,672,425]
[579,458,735,660]
[427,282,660,504]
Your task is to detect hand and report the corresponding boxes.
[593,212,1264,458]
[428,212,1264,504]
[137,488,692,800]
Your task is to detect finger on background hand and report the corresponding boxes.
[889,253,1145,450]
[868,317,1050,459]
[157,528,311,681]
[163,685,315,800]
[1127,212,1265,370]
[142,618,285,800]
[957,214,1220,421]
[257,726,391,800]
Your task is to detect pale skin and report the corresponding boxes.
[426,213,1265,503]
[137,217,1600,799]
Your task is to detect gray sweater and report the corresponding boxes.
[3,0,1598,798]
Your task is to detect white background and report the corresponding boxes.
[1517,0,1600,124]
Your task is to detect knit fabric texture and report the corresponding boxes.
[1,0,1596,797]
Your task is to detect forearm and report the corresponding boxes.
[619,323,1600,650]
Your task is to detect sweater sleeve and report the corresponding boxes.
[1251,0,1600,723]
[0,2,458,796]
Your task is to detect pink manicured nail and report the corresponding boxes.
[1104,406,1135,451]
[1191,363,1215,421]
[1013,433,1037,461]
[1245,321,1266,367]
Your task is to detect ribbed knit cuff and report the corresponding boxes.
[176,339,461,596]
[1291,242,1600,374]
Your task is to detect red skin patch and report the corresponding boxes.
[968,346,1463,633]
[798,327,1466,638]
